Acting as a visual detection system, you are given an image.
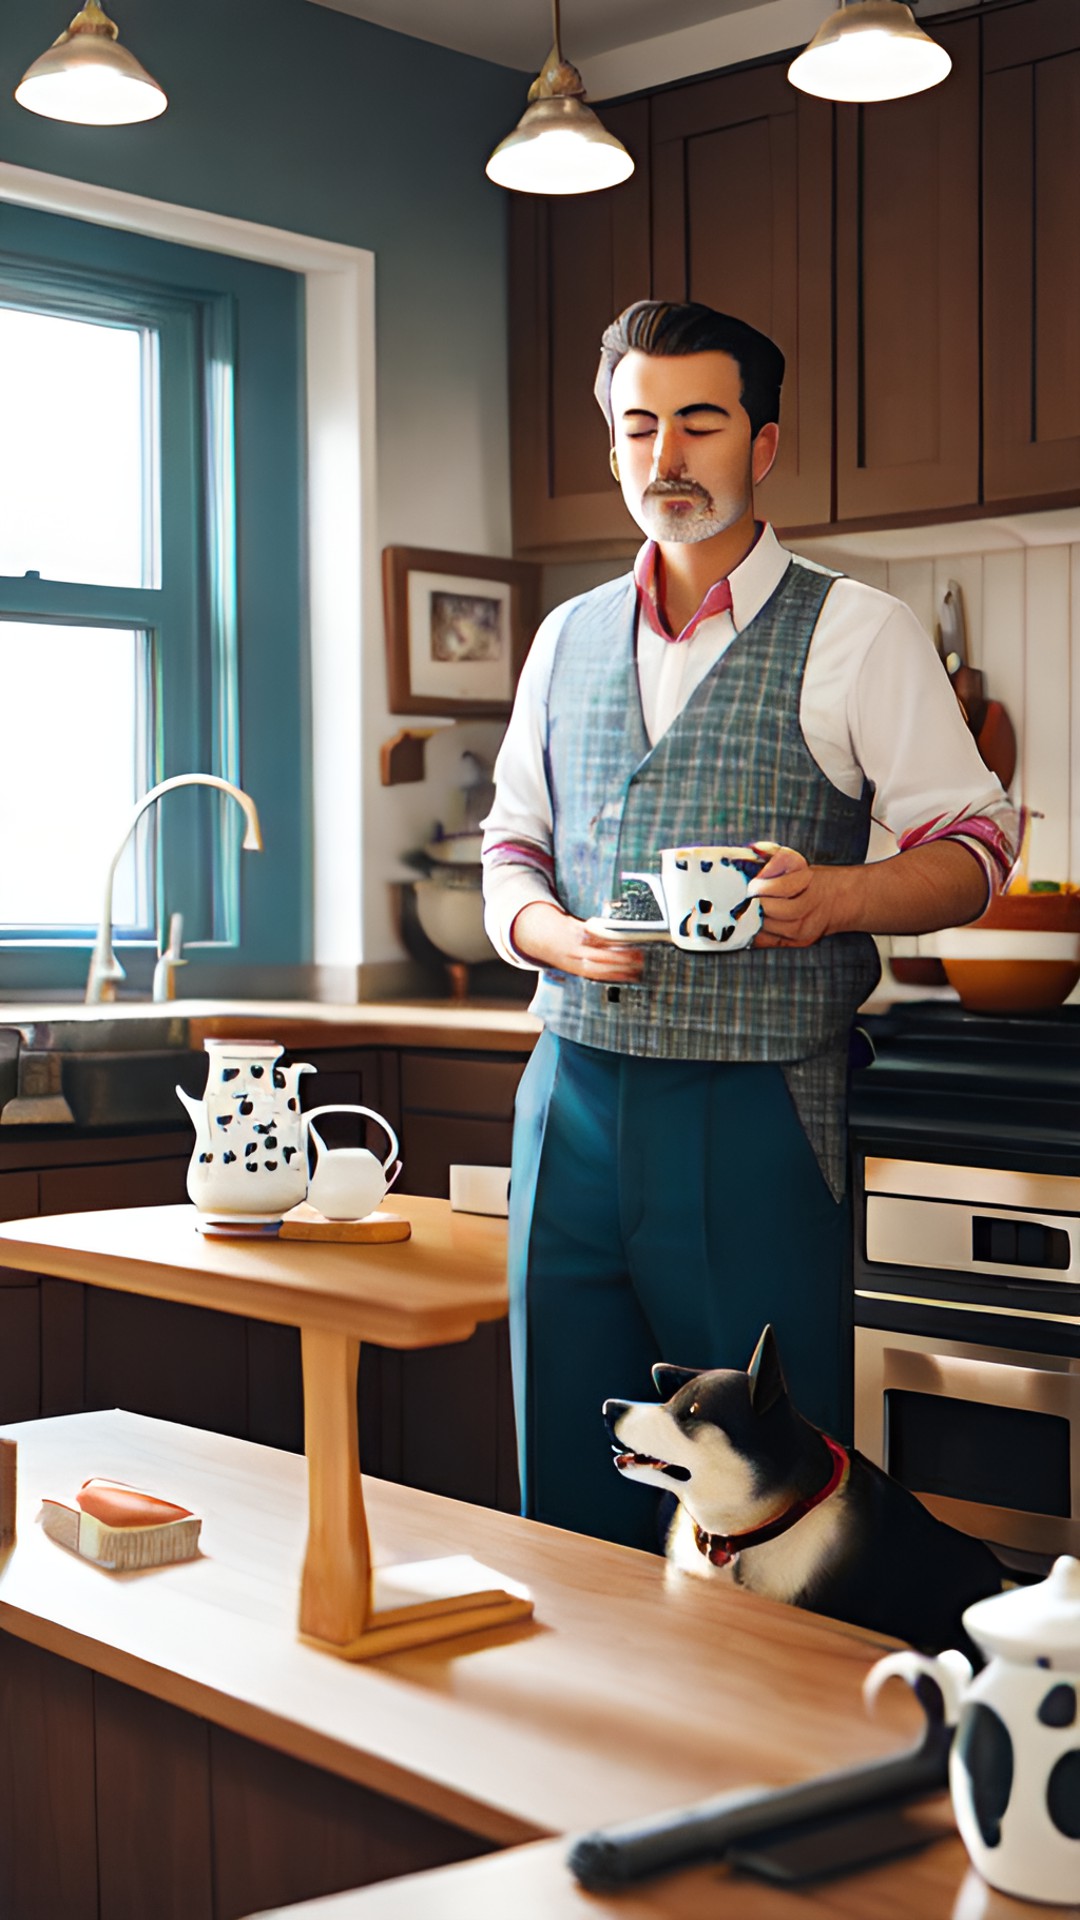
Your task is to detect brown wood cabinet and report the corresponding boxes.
[0,1635,486,1920]
[508,0,1078,555]
[651,64,833,532]
[983,0,1080,505]
[835,19,980,522]
[508,99,651,557]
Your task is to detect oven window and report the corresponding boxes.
[885,1390,1071,1517]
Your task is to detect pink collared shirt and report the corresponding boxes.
[633,539,734,643]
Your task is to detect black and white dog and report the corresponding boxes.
[604,1326,1016,1662]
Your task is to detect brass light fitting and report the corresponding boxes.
[788,0,951,103]
[486,0,634,196]
[15,1,168,126]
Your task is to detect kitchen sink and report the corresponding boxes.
[0,1015,205,1130]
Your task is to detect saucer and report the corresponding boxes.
[584,916,670,945]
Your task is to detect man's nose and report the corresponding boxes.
[650,425,686,482]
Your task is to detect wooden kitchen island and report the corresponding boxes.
[0,1407,937,1920]
[251,1819,1080,1920]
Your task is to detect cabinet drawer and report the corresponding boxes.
[400,1053,527,1120]
[39,1157,190,1215]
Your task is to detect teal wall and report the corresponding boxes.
[0,0,526,558]
[0,1,529,988]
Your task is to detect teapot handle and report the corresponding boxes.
[863,1647,972,1729]
[302,1105,400,1176]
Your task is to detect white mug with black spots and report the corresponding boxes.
[619,844,766,953]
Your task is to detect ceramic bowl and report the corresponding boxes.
[412,877,495,966]
[939,890,1080,1013]
[424,832,485,866]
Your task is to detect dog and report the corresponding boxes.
[604,1326,1017,1664]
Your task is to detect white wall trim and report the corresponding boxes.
[0,160,374,973]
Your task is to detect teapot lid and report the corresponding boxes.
[963,1555,1080,1663]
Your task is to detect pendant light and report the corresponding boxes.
[788,0,951,103]
[485,0,634,196]
[15,1,167,126]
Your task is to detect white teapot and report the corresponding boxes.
[177,1039,315,1226]
[303,1105,401,1222]
[865,1555,1080,1904]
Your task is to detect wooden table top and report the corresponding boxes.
[0,1197,508,1347]
[0,1410,929,1850]
[248,1822,1080,1920]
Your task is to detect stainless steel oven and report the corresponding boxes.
[853,1153,1080,1565]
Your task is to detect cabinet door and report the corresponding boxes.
[835,19,979,521]
[508,100,652,556]
[651,65,832,533]
[399,1051,525,1199]
[983,0,1080,504]
[0,1281,39,1422]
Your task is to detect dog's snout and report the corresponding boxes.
[602,1398,632,1438]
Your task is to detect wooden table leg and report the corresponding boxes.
[298,1326,533,1662]
[299,1327,371,1647]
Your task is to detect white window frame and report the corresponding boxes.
[0,161,376,996]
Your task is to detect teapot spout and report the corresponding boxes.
[175,1084,210,1150]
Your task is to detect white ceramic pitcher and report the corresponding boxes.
[303,1105,401,1221]
[176,1039,315,1225]
[864,1555,1080,1904]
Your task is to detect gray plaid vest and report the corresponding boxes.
[530,558,881,1196]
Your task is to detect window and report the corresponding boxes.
[0,204,307,994]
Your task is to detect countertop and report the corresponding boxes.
[0,998,542,1054]
[250,1817,1079,1920]
[0,1408,923,1847]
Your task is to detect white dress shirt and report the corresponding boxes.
[482,525,1017,964]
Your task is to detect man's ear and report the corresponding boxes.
[652,1363,701,1401]
[751,421,780,488]
[747,1325,787,1415]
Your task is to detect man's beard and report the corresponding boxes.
[638,477,749,545]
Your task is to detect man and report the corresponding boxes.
[482,301,1016,1552]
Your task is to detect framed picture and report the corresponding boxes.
[382,545,540,717]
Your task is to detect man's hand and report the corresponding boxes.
[748,844,848,948]
[747,837,990,946]
[511,902,645,982]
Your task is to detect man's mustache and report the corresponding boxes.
[643,478,714,505]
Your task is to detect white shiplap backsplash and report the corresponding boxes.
[794,512,1080,888]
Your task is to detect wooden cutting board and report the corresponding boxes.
[278,1204,411,1243]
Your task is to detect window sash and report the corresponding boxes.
[0,270,238,961]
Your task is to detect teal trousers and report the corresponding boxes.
[508,1031,852,1552]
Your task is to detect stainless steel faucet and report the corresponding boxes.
[84,774,263,1005]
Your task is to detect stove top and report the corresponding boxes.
[851,1002,1080,1174]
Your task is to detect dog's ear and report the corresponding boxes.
[747,1325,788,1416]
[652,1363,701,1401]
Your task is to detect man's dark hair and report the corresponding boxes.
[595,300,785,440]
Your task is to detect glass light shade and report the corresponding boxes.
[15,6,167,126]
[486,97,634,196]
[788,0,951,103]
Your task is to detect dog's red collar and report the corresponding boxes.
[691,1435,850,1569]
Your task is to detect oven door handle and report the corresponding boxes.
[879,1346,1080,1529]
[880,1347,1080,1415]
